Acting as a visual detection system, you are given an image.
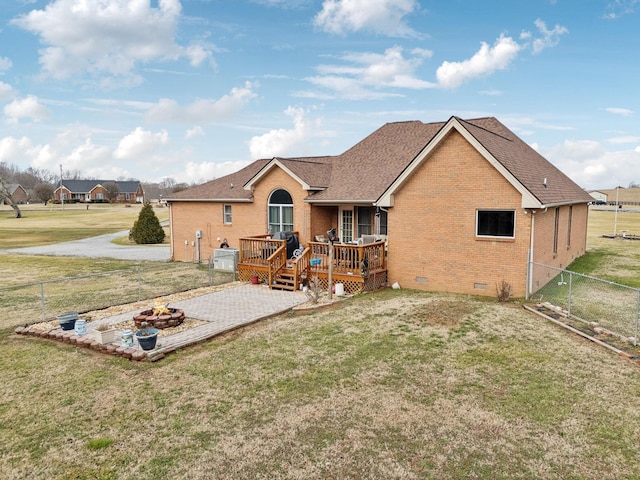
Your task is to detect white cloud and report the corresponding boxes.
[436,34,521,89]
[0,81,14,100]
[11,0,214,82]
[179,159,251,185]
[606,107,634,116]
[186,126,205,139]
[113,127,169,160]
[437,19,566,89]
[530,19,568,54]
[604,0,640,19]
[314,0,420,37]
[0,136,39,163]
[65,138,112,170]
[3,95,51,124]
[305,46,435,99]
[607,135,640,144]
[249,106,319,159]
[0,56,12,72]
[544,139,640,188]
[145,82,257,123]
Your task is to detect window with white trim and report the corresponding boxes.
[356,207,372,237]
[223,204,232,224]
[268,189,293,233]
[476,210,515,238]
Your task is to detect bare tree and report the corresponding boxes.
[34,182,55,205]
[103,181,120,203]
[0,175,22,218]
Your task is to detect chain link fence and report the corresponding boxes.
[528,262,640,345]
[1,260,236,331]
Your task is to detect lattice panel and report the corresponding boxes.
[364,271,387,292]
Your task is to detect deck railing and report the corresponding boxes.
[239,233,300,268]
[307,241,386,276]
[238,236,386,292]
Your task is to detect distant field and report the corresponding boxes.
[571,208,640,287]
[0,203,169,248]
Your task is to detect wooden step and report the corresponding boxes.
[270,273,296,291]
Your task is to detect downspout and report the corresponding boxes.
[169,203,175,261]
[526,207,547,299]
[526,209,536,300]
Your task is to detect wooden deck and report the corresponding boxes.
[237,235,387,294]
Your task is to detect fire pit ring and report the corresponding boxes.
[133,308,185,330]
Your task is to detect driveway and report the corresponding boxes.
[1,230,171,261]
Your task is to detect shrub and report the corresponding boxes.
[496,279,512,302]
[129,202,165,244]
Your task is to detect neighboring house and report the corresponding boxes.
[54,180,144,204]
[592,187,640,206]
[588,191,608,203]
[167,116,592,298]
[1,184,29,204]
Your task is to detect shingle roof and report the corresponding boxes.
[57,180,141,194]
[167,117,591,207]
[167,160,269,201]
[458,117,592,206]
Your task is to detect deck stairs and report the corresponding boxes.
[270,267,297,291]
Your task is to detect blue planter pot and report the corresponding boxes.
[57,313,78,331]
[135,328,159,351]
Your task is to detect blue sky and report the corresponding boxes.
[0,0,638,190]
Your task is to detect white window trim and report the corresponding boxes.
[475,209,516,239]
[223,204,232,225]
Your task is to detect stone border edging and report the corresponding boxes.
[13,325,155,361]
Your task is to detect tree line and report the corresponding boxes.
[0,162,193,219]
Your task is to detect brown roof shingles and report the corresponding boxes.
[460,117,592,205]
[167,116,590,207]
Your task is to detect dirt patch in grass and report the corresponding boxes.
[407,298,478,327]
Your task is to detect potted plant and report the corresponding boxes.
[93,324,118,344]
[135,327,159,351]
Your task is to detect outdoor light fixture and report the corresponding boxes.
[326,228,337,243]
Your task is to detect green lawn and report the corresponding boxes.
[0,203,169,248]
[2,291,640,479]
[569,209,640,287]
[1,207,640,479]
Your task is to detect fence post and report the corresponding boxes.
[635,290,640,347]
[40,282,46,322]
[567,271,573,319]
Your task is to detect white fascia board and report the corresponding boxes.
[166,198,253,203]
[377,117,543,209]
[243,158,312,191]
[305,199,376,205]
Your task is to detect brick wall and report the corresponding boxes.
[170,166,313,261]
[387,130,532,297]
[529,203,588,293]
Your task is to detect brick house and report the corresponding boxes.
[167,116,592,297]
[54,180,144,204]
[2,184,29,204]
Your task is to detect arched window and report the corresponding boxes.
[268,189,293,233]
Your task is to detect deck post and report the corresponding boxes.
[328,240,333,300]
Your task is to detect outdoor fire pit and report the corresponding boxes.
[133,305,185,329]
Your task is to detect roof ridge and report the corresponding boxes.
[456,116,513,143]
[275,156,335,164]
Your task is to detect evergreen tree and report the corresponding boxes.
[129,203,165,244]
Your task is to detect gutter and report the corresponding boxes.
[165,198,253,203]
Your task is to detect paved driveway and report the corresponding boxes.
[2,229,170,261]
